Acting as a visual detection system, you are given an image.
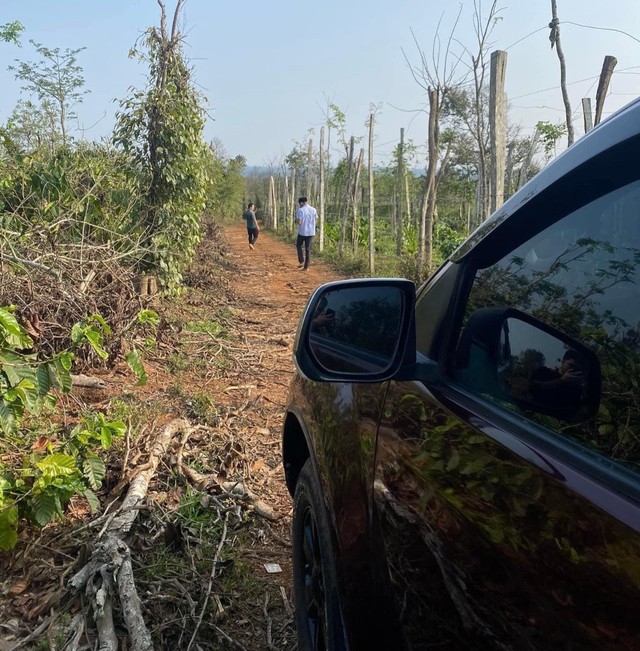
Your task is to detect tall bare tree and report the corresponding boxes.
[405,7,463,279]
[445,0,503,227]
[395,128,405,256]
[338,136,355,257]
[549,0,574,146]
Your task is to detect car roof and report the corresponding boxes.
[452,96,640,261]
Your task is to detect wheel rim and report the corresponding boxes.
[300,504,327,650]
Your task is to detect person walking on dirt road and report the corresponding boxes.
[243,202,259,249]
[295,196,317,270]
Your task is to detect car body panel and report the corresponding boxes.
[376,379,640,649]
[285,374,402,647]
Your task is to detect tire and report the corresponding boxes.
[292,459,348,651]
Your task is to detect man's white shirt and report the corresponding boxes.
[296,205,317,236]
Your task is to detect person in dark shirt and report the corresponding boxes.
[243,202,259,249]
[529,349,586,419]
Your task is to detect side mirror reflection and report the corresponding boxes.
[456,308,601,422]
[306,285,406,376]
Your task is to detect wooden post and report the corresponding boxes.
[405,175,412,231]
[550,0,575,146]
[489,49,507,214]
[306,138,313,202]
[267,175,273,229]
[504,142,516,200]
[289,167,297,233]
[395,128,404,256]
[582,98,594,133]
[319,126,325,252]
[283,175,289,233]
[368,114,375,275]
[351,149,364,252]
[269,175,277,231]
[338,136,355,257]
[418,88,439,279]
[519,127,539,189]
[595,55,617,126]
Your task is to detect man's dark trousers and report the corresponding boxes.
[296,235,313,269]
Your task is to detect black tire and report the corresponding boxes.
[292,459,348,651]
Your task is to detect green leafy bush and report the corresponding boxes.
[0,307,128,551]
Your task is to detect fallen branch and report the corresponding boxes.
[69,418,191,651]
[109,418,190,537]
[1,252,62,280]
[6,618,52,651]
[177,463,280,521]
[221,480,280,521]
[117,546,154,651]
[71,373,107,389]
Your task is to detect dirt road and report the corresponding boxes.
[218,219,340,529]
[208,222,341,649]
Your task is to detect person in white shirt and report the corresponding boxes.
[295,196,317,271]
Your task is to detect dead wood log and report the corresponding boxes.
[114,543,154,651]
[60,612,85,651]
[87,563,118,651]
[69,418,191,651]
[109,418,190,537]
[220,480,280,521]
[177,461,280,521]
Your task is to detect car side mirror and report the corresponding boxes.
[454,307,601,422]
[293,279,417,383]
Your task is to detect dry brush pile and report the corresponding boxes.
[0,216,296,650]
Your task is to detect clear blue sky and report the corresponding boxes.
[1,0,639,166]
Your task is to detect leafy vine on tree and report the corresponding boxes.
[113,0,210,293]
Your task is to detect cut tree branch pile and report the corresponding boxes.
[0,231,154,363]
[1,221,298,650]
[55,417,280,651]
[68,418,189,651]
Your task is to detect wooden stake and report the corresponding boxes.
[289,167,297,233]
[519,127,540,189]
[306,138,313,202]
[319,126,325,252]
[338,136,355,257]
[368,114,375,275]
[595,55,617,126]
[489,49,507,213]
[504,141,516,200]
[396,128,405,256]
[351,149,364,252]
[582,98,594,133]
[550,1,575,146]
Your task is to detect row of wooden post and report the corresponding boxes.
[263,51,618,272]
[490,51,617,214]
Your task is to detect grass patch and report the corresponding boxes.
[184,319,226,337]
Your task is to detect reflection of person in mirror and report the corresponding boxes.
[530,350,586,418]
[310,298,335,333]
